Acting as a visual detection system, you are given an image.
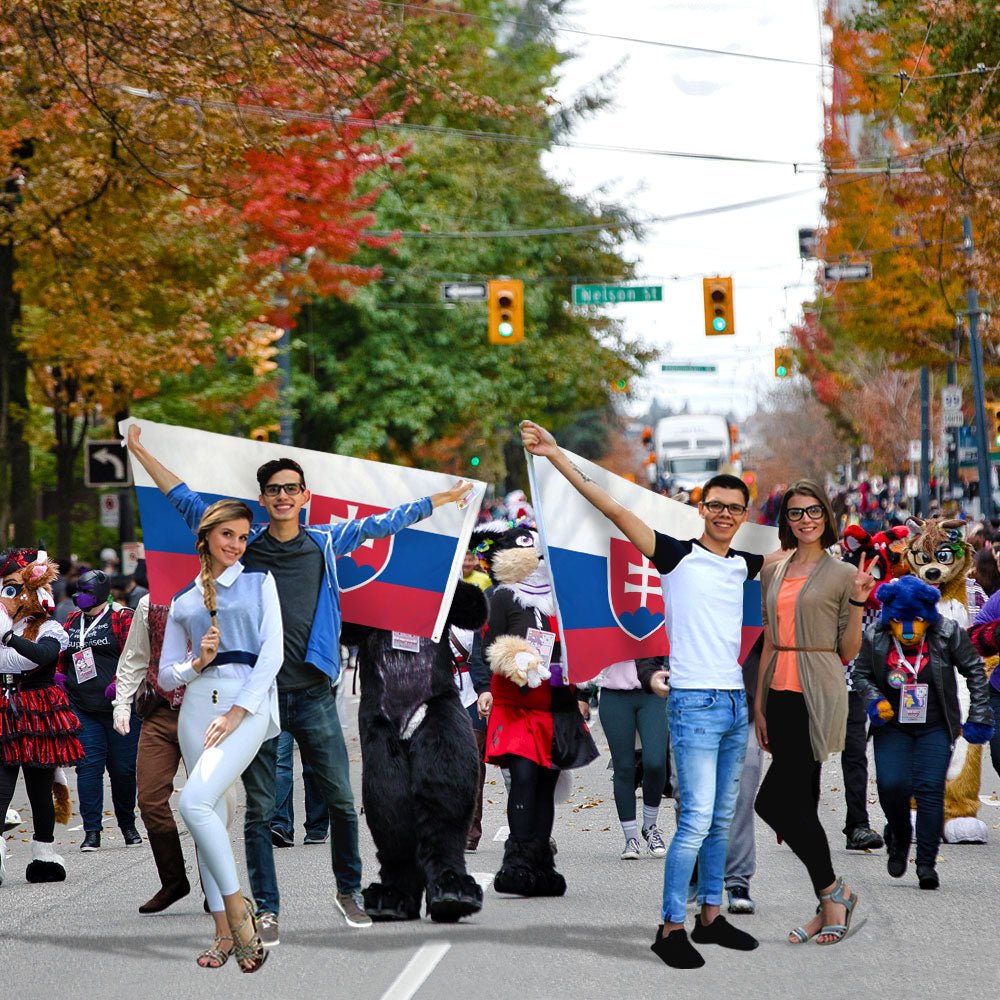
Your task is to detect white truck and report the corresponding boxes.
[654,414,735,493]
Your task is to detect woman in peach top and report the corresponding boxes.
[754,480,875,947]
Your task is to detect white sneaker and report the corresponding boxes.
[620,837,641,860]
[0,837,7,886]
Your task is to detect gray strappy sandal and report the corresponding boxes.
[816,876,858,945]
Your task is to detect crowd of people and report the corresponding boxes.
[2,419,999,975]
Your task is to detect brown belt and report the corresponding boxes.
[774,646,836,653]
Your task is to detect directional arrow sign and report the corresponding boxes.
[85,440,132,488]
[823,261,872,282]
[441,282,488,302]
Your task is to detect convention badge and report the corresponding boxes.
[72,646,98,683]
[456,483,483,511]
[899,683,929,724]
[170,686,185,708]
[391,632,421,653]
[525,628,556,670]
[887,668,908,690]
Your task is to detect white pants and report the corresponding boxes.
[178,671,268,913]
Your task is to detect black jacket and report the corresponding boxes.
[852,619,993,742]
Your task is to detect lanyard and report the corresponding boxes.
[890,636,926,680]
[78,606,109,647]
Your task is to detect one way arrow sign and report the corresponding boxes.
[85,440,132,488]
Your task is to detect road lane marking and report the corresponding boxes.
[67,824,83,831]
[493,825,509,842]
[470,872,494,890]
[380,942,451,1000]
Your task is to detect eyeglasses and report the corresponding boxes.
[703,500,748,516]
[262,482,305,497]
[786,504,825,521]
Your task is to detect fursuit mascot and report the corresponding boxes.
[472,520,598,898]
[0,546,79,886]
[901,517,987,842]
[853,575,993,888]
[348,580,488,923]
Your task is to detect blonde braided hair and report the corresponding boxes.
[195,499,254,618]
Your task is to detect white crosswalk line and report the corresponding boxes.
[380,942,451,1000]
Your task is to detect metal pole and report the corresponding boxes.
[946,359,960,503]
[964,216,993,520]
[277,326,293,446]
[919,366,930,516]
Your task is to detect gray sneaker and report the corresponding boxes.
[620,837,642,861]
[642,825,667,858]
[335,890,373,928]
[257,911,279,947]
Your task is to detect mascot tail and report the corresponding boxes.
[52,767,72,826]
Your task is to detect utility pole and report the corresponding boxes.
[964,216,993,521]
[919,366,930,516]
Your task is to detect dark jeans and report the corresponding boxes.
[271,728,330,841]
[599,688,668,822]
[841,688,872,834]
[75,707,141,833]
[873,723,952,866]
[988,688,1000,782]
[755,690,835,894]
[242,683,361,915]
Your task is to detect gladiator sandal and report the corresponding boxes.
[229,898,269,973]
[196,935,232,969]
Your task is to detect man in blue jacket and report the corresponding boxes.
[127,426,470,942]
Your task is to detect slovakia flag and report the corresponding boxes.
[121,419,484,641]
[527,449,778,682]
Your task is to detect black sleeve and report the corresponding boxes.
[737,551,765,581]
[5,634,62,668]
[467,629,491,695]
[483,589,511,654]
[636,655,667,693]
[650,532,692,574]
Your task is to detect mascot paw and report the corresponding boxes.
[25,841,66,883]
[867,699,893,726]
[426,871,483,923]
[943,817,989,844]
[361,882,421,921]
[962,721,995,745]
[488,637,543,688]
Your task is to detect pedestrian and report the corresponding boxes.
[754,480,873,946]
[595,658,669,862]
[270,729,329,847]
[959,561,1000,783]
[127,423,471,941]
[112,595,192,913]
[111,574,150,611]
[60,570,141,852]
[855,575,993,890]
[520,419,760,969]
[0,548,81,886]
[159,498,280,971]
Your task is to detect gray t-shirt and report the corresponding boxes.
[245,528,326,691]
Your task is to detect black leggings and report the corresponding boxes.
[506,756,560,842]
[754,690,836,894]
[0,764,55,842]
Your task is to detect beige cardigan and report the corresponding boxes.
[760,552,856,761]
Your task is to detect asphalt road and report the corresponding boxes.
[4,683,1000,1000]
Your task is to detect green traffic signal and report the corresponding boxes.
[712,316,727,333]
[776,365,788,377]
[470,456,481,467]
[498,321,514,338]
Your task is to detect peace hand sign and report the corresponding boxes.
[851,555,877,604]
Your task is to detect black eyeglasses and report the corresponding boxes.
[786,504,825,521]
[262,482,305,497]
[703,500,748,516]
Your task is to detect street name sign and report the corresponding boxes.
[823,262,872,282]
[441,282,488,302]
[661,363,718,373]
[573,284,663,305]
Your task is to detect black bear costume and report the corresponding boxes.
[345,580,488,922]
[472,520,598,897]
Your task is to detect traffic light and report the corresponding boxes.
[703,276,734,336]
[986,401,1000,448]
[488,278,524,344]
[611,377,630,394]
[469,455,481,468]
[774,347,793,378]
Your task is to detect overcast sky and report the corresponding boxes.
[544,0,827,420]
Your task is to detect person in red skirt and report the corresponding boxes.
[473,521,598,896]
[0,547,82,886]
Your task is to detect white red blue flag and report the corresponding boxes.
[527,449,778,682]
[121,419,484,641]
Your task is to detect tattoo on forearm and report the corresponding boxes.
[569,462,594,484]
